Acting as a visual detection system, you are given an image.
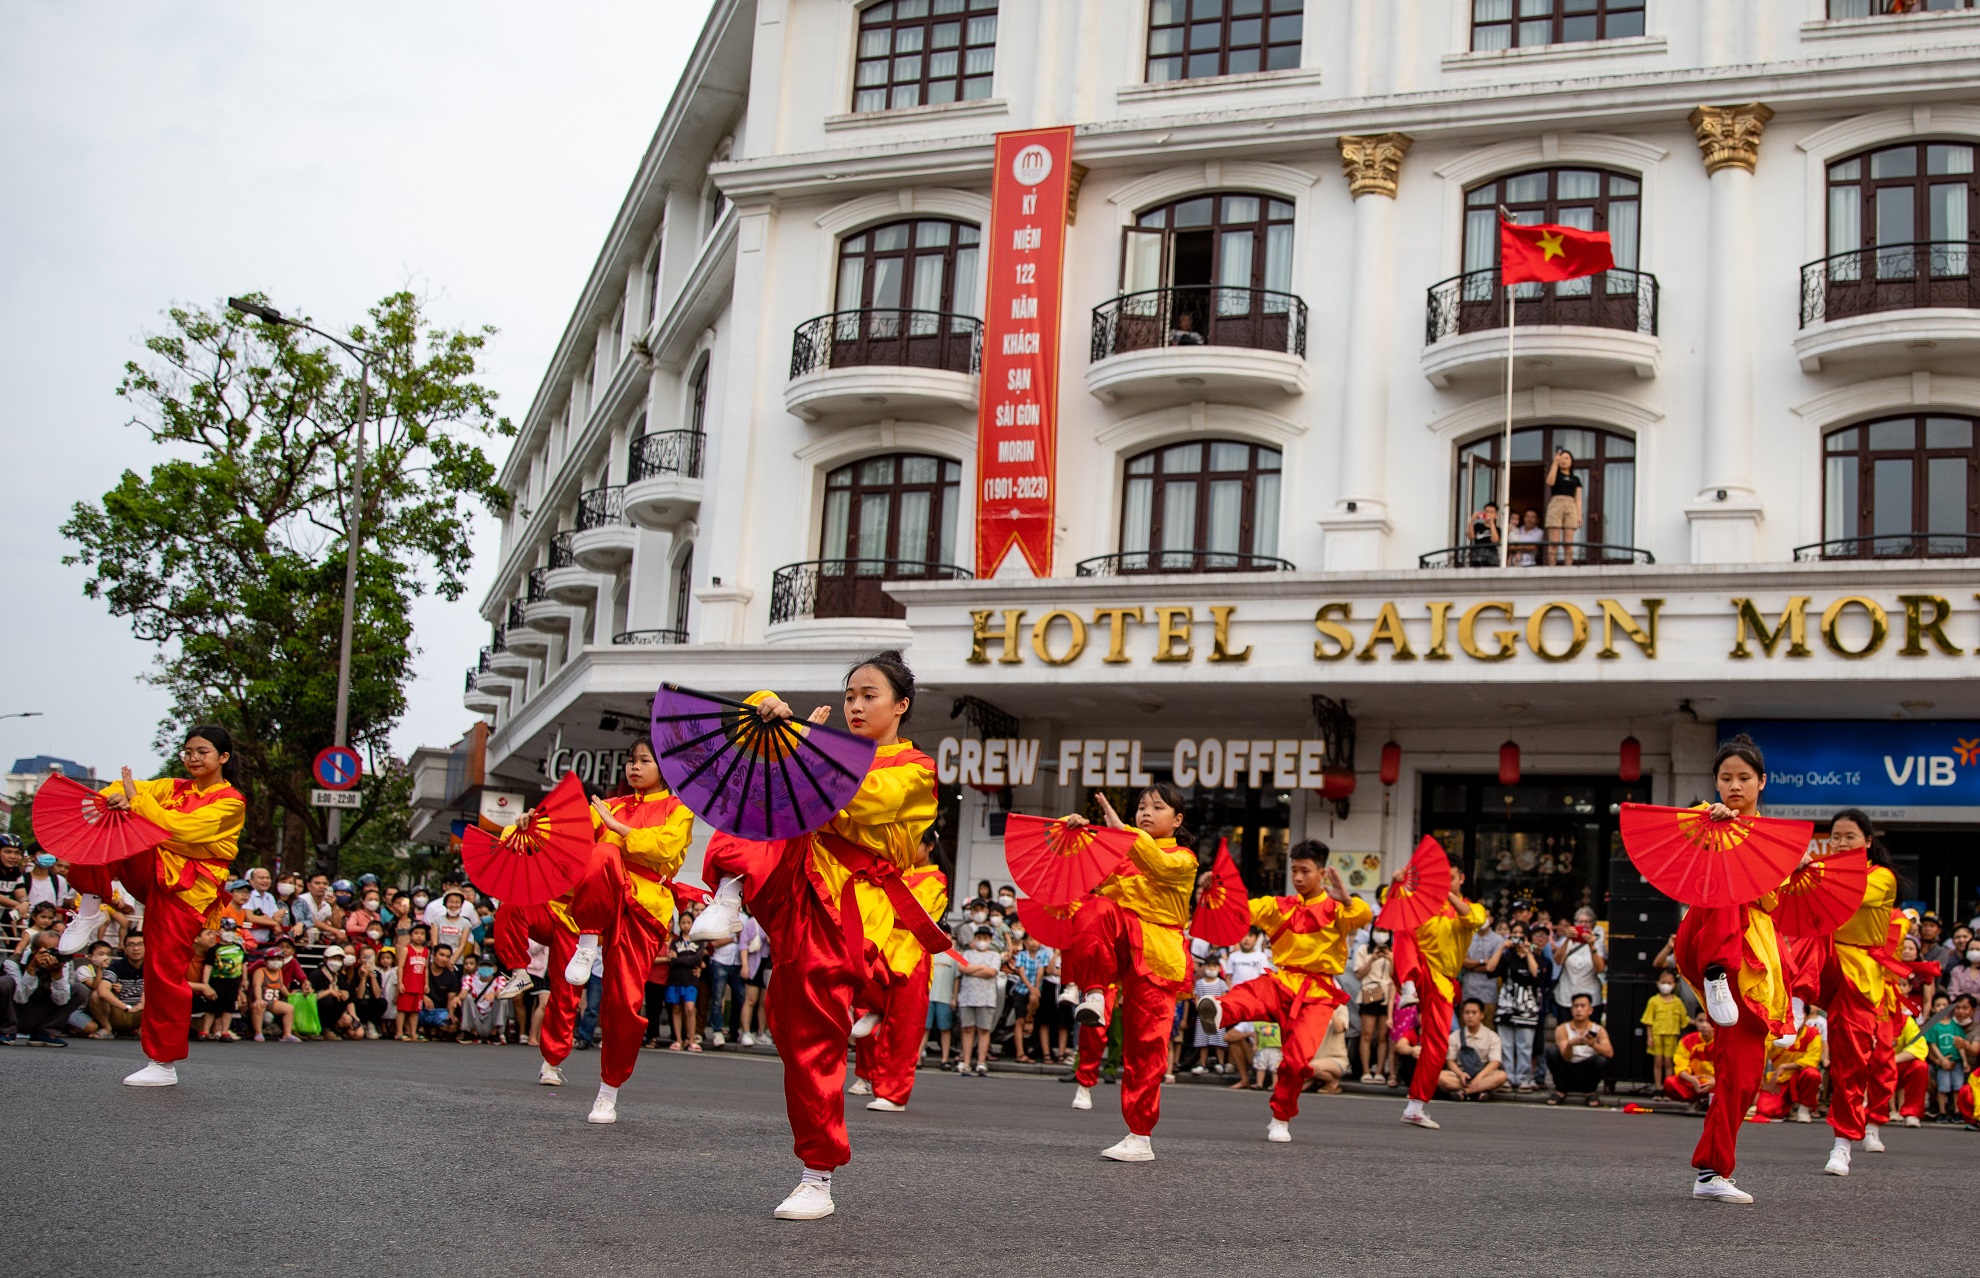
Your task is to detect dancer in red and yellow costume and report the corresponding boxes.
[1662,1011,1718,1107]
[1819,808,1906,1176]
[1397,865,1487,1130]
[1054,784,1196,1163]
[1066,982,1118,1112]
[61,725,246,1087]
[849,831,947,1112]
[1672,735,1797,1204]
[1754,1019,1823,1122]
[487,892,582,1085]
[1197,838,1369,1143]
[1893,1014,1930,1128]
[556,739,694,1125]
[687,652,945,1221]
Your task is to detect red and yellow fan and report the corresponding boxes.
[1191,839,1251,947]
[1618,804,1812,908]
[31,774,172,865]
[461,772,595,905]
[1013,896,1084,951]
[1002,813,1137,907]
[1376,835,1453,933]
[1770,849,1869,936]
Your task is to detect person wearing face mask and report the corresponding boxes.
[460,955,507,1044]
[849,831,948,1110]
[25,848,69,911]
[1053,784,1198,1163]
[1196,840,1370,1143]
[1819,809,1910,1176]
[955,902,991,952]
[309,945,358,1038]
[1353,927,1396,1084]
[1639,972,1690,1093]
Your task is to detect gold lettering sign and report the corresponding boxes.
[1313,602,1354,661]
[1458,601,1519,662]
[1898,594,1958,656]
[1525,601,1589,662]
[968,608,1027,665]
[1729,596,1810,659]
[1152,605,1194,663]
[1598,598,1660,659]
[1357,602,1416,662]
[1208,605,1250,662]
[1030,609,1087,665]
[1821,595,1888,659]
[1091,606,1143,664]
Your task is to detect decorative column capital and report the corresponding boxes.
[1688,103,1774,176]
[1337,133,1413,198]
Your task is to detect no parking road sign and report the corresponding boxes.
[313,745,362,791]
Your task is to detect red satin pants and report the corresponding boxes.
[1219,974,1342,1121]
[569,848,669,1088]
[1409,977,1455,1103]
[1826,982,1897,1140]
[72,855,202,1066]
[853,954,931,1105]
[1064,898,1180,1137]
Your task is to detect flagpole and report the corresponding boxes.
[1499,282,1515,569]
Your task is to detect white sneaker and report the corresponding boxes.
[1903,1114,1921,1128]
[1072,1084,1093,1111]
[689,878,745,942]
[865,1097,905,1112]
[848,1077,874,1095]
[588,1084,618,1125]
[1863,1125,1885,1153]
[496,970,531,1001]
[740,1033,756,1047]
[1793,1104,1813,1123]
[1100,1133,1154,1162]
[1195,994,1221,1036]
[710,1031,726,1048]
[1825,1147,1851,1177]
[59,905,108,956]
[564,938,601,986]
[1190,1065,1206,1075]
[1401,1111,1442,1130]
[1075,990,1109,1029]
[1702,969,1739,1028]
[974,1062,988,1076]
[538,1061,565,1086]
[123,1060,178,1087]
[1058,983,1080,1006]
[1693,1174,1753,1203]
[849,1012,881,1040]
[773,1180,835,1221]
[1266,1118,1292,1143]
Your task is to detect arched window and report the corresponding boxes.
[820,454,963,569]
[1118,439,1282,572]
[672,546,694,637]
[1822,415,1978,557]
[1109,193,1296,352]
[837,218,981,317]
[1455,425,1635,552]
[688,356,709,436]
[1470,0,1643,51]
[854,0,999,113]
[1819,140,1978,311]
[1146,0,1303,83]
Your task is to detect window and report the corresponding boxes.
[837,218,982,318]
[688,357,709,437]
[1146,0,1303,83]
[1828,0,1975,17]
[672,547,694,632]
[854,0,998,113]
[1455,425,1636,550]
[1471,0,1644,49]
[1440,168,1649,335]
[1823,416,1978,556]
[1107,193,1297,352]
[645,231,664,329]
[820,454,963,569]
[1119,440,1282,571]
[1826,140,1977,266]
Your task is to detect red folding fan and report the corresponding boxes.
[1376,835,1454,933]
[669,880,711,906]
[31,773,171,866]
[461,772,595,905]
[1191,839,1251,947]
[1619,804,1811,908]
[1770,849,1869,936]
[1002,813,1137,907]
[1014,896,1084,950]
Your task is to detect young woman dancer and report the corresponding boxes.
[1673,735,1801,1205]
[1055,784,1197,1163]
[688,652,945,1221]
[1820,808,1905,1176]
[560,739,694,1125]
[64,725,247,1086]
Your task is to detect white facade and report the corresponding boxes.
[462,0,1980,922]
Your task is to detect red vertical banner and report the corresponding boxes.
[975,127,1073,579]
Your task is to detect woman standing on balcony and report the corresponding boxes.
[1543,448,1584,566]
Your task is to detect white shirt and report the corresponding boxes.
[1225,946,1275,987]
[246,889,280,940]
[711,940,741,966]
[424,898,479,930]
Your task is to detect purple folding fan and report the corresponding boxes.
[649,683,877,841]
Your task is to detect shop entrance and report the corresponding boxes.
[1421,774,1651,922]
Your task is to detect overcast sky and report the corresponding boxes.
[0,2,714,779]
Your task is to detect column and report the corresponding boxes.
[1321,133,1410,571]
[1685,103,1772,564]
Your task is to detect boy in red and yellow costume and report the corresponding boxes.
[849,833,948,1111]
[1754,1019,1823,1122]
[1663,1012,1718,1107]
[1198,838,1369,1143]
[1398,865,1487,1130]
[1057,786,1197,1163]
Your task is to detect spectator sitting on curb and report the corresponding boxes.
[1439,997,1509,1100]
[1308,1003,1351,1094]
[251,937,303,1043]
[93,932,147,1039]
[1546,992,1613,1106]
[424,944,464,1041]
[0,929,85,1045]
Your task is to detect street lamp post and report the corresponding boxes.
[228,298,380,863]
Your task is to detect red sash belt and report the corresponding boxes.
[1279,968,1345,1007]
[816,832,954,962]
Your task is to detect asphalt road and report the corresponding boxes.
[3,1038,1964,1277]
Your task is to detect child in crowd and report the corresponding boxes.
[926,944,959,1069]
[199,921,245,1041]
[1251,1020,1282,1090]
[1190,955,1228,1074]
[396,925,430,1043]
[665,936,704,1051]
[1665,1010,1718,1112]
[956,925,1001,1076]
[1640,973,1690,1090]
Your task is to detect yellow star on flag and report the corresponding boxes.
[1535,230,1566,260]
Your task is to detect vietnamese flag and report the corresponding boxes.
[1500,219,1614,285]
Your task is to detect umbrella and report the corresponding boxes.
[1002,813,1137,907]
[1376,835,1454,933]
[1014,895,1084,950]
[31,773,172,866]
[649,683,876,841]
[1190,839,1251,947]
[1619,804,1811,908]
[1771,849,1869,936]
[460,772,595,906]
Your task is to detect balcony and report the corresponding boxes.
[571,485,637,570]
[1074,550,1298,576]
[623,431,705,530]
[1421,268,1660,386]
[613,627,688,645]
[767,558,971,644]
[1794,242,1980,372]
[1417,542,1656,568]
[784,309,982,421]
[542,532,596,604]
[502,597,553,656]
[1087,287,1308,401]
[485,630,531,678]
[463,668,502,715]
[1793,533,1980,562]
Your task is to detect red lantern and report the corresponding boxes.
[1498,740,1521,786]
[1379,741,1401,787]
[1619,735,1642,784]
[1319,766,1357,801]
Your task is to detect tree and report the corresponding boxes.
[63,292,511,871]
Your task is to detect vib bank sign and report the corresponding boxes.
[1722,720,1980,822]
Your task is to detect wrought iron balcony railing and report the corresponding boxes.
[1074,550,1297,577]
[1799,241,1980,327]
[577,486,625,530]
[1793,532,1980,561]
[612,627,688,645]
[525,568,548,603]
[627,430,705,482]
[789,309,983,379]
[769,558,973,625]
[1417,542,1656,568]
[1090,286,1308,362]
[548,531,576,569]
[505,599,527,629]
[1426,268,1658,345]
